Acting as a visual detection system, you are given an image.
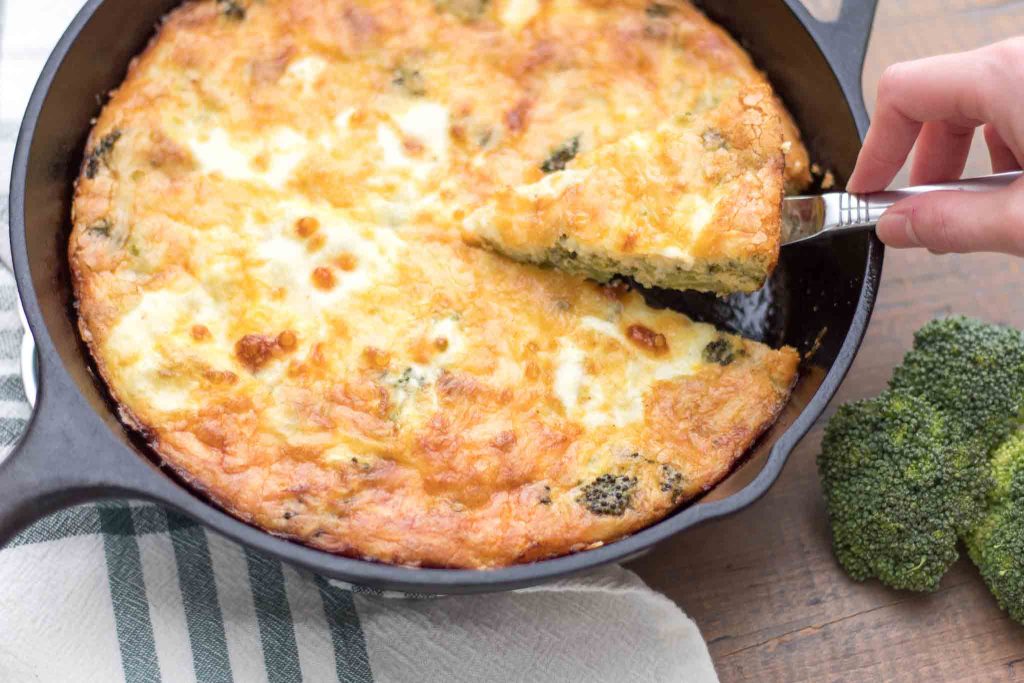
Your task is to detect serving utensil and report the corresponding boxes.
[782,170,1023,246]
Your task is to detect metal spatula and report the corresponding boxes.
[781,170,1023,246]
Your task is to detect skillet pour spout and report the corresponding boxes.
[3,0,881,594]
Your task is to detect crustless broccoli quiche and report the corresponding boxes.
[70,0,803,568]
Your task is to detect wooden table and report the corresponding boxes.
[628,2,1024,680]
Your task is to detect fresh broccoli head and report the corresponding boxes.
[819,316,1024,609]
[818,390,991,591]
[889,316,1024,454]
[966,430,1024,623]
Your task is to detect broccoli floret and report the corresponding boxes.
[702,338,737,366]
[540,136,580,173]
[577,474,637,516]
[86,219,112,237]
[966,430,1024,623]
[645,3,673,18]
[819,316,1024,608]
[818,390,991,591]
[701,129,726,150]
[890,316,1024,455]
[217,0,246,20]
[84,130,122,179]
[392,65,426,97]
[658,464,685,503]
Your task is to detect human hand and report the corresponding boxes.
[847,38,1024,255]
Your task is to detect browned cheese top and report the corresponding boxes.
[70,0,801,568]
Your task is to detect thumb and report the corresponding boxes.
[876,185,1024,256]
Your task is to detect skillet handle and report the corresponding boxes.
[0,342,147,546]
[802,0,879,136]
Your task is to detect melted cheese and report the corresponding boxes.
[189,126,309,189]
[554,341,586,414]
[374,101,451,186]
[555,315,719,428]
[395,101,450,163]
[188,128,252,181]
[253,205,406,303]
[580,315,629,345]
[517,169,589,201]
[104,284,233,413]
[283,56,326,91]
[500,0,540,31]
[430,315,465,363]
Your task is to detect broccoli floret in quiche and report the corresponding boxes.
[703,337,739,366]
[577,474,638,516]
[217,0,246,20]
[658,464,685,503]
[540,136,580,173]
[392,64,426,97]
[83,130,122,179]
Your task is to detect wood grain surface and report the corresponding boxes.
[628,2,1024,680]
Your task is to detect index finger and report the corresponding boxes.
[847,48,996,193]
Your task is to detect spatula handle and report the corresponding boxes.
[833,170,1023,230]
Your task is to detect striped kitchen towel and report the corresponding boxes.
[0,1,718,681]
[0,261,716,683]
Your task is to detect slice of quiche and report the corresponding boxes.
[464,87,787,294]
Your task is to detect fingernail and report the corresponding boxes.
[876,212,918,247]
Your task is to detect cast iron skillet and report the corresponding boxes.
[3,0,881,593]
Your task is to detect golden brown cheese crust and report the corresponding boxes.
[465,86,787,293]
[70,0,801,568]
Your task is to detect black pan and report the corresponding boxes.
[2,0,882,594]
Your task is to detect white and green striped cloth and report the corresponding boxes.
[0,457,714,682]
[0,1,719,680]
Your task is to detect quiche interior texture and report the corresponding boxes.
[71,0,802,568]
[465,85,790,294]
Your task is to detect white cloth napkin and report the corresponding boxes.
[0,1,717,681]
